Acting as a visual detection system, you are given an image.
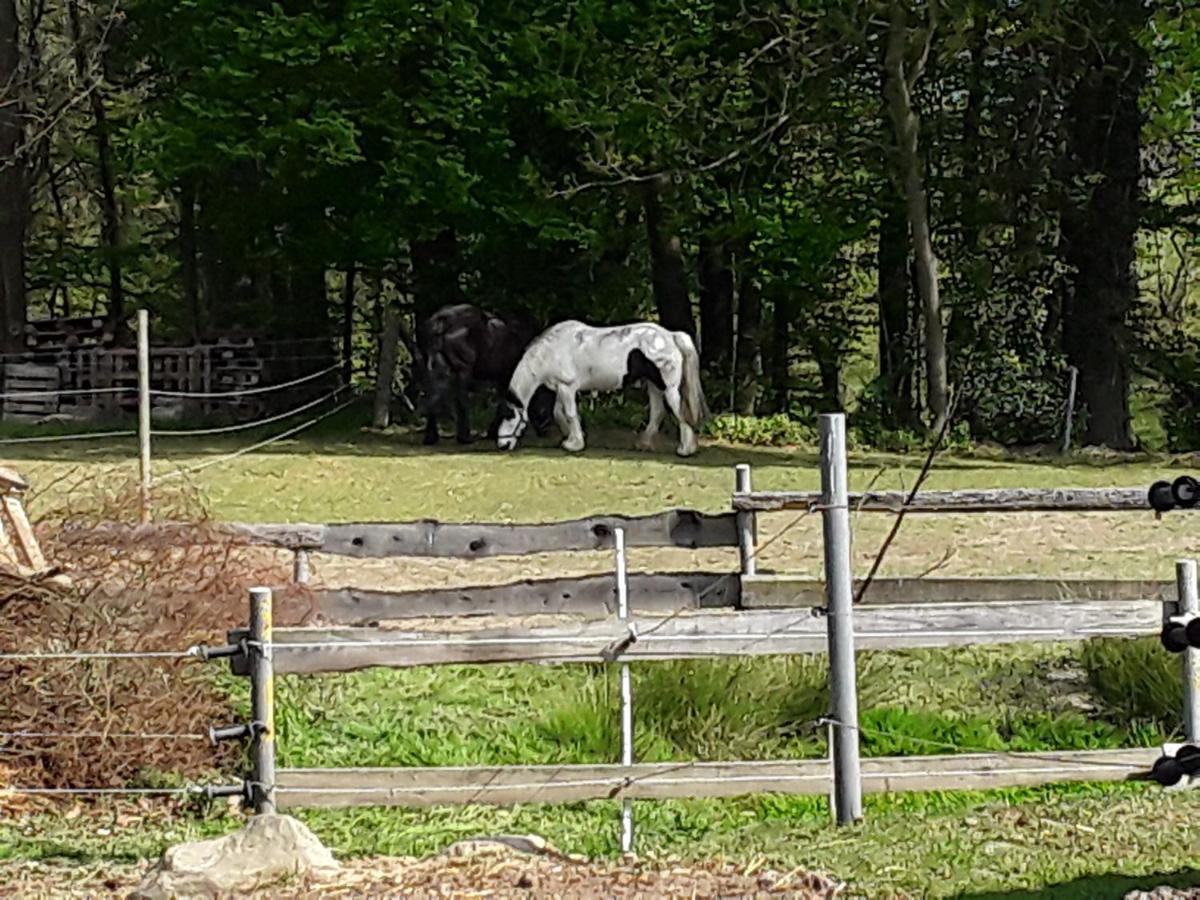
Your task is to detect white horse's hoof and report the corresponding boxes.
[636,433,658,451]
[562,437,586,452]
[676,441,698,457]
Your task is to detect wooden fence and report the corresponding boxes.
[178,427,1191,835]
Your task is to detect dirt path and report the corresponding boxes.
[0,853,844,898]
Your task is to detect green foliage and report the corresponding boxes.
[1081,636,1184,728]
[702,413,815,447]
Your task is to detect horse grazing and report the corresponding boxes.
[496,320,709,456]
[416,303,554,445]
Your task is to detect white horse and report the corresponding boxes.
[496,320,709,456]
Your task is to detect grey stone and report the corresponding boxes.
[130,814,338,899]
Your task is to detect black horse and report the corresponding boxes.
[416,303,555,445]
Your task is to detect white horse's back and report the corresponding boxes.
[499,318,707,456]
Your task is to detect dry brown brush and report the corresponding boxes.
[1,468,312,797]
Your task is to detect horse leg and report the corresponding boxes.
[423,413,440,445]
[453,378,473,444]
[556,386,585,452]
[637,386,666,451]
[663,384,698,457]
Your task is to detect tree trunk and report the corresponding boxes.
[341,262,356,384]
[733,270,762,415]
[1058,12,1146,450]
[641,175,696,336]
[179,181,200,341]
[68,0,123,334]
[877,191,914,428]
[883,0,948,432]
[373,301,401,429]
[698,232,734,375]
[766,297,790,414]
[0,0,26,353]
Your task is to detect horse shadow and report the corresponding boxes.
[953,868,1200,900]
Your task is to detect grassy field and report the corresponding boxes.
[5,414,1200,897]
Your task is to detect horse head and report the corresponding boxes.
[496,389,528,450]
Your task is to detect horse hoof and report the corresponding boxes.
[562,439,585,453]
[456,435,475,446]
[423,433,440,446]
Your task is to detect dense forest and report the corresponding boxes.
[0,0,1196,448]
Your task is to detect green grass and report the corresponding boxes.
[7,414,1200,896]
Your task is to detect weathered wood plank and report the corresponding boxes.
[315,510,737,557]
[733,487,1157,514]
[741,575,1175,609]
[62,510,737,556]
[274,748,1156,808]
[270,600,1162,674]
[314,572,738,625]
[59,521,327,551]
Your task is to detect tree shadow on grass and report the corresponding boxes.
[957,868,1200,900]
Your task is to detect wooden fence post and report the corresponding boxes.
[137,309,151,523]
[614,526,635,854]
[372,304,402,429]
[249,586,277,814]
[1177,560,1200,742]
[293,550,311,585]
[1061,366,1078,455]
[735,464,757,576]
[819,413,862,824]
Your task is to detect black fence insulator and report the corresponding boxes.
[193,639,247,662]
[202,781,253,804]
[207,721,262,745]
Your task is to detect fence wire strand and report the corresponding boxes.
[816,716,1156,772]
[150,362,340,400]
[0,429,135,445]
[0,731,208,742]
[152,385,349,437]
[157,394,359,482]
[0,647,201,661]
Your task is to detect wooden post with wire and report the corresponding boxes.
[735,464,757,576]
[249,586,277,814]
[1177,560,1200,742]
[614,526,635,853]
[819,413,862,824]
[137,309,151,523]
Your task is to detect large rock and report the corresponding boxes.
[131,814,338,899]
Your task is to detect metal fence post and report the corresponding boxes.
[614,526,635,854]
[1177,560,1200,742]
[137,309,151,523]
[249,586,277,814]
[735,463,757,576]
[819,413,862,824]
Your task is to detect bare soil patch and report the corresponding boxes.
[0,852,843,898]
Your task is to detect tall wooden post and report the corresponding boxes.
[1178,560,1200,742]
[249,586,277,814]
[137,309,151,523]
[372,303,402,430]
[819,413,862,824]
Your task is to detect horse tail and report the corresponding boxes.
[672,331,709,429]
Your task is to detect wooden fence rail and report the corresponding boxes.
[67,509,738,556]
[734,486,1154,514]
[274,749,1157,809]
[262,599,1162,675]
